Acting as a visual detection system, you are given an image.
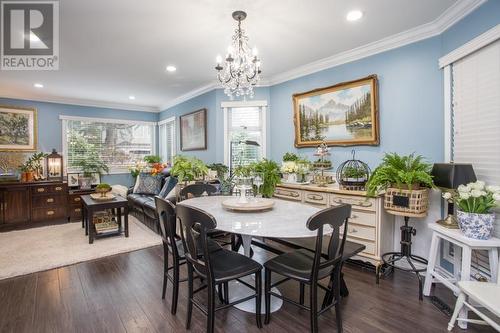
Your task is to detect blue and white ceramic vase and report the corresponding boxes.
[456,210,495,240]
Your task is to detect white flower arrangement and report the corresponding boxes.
[444,180,500,214]
[281,161,299,174]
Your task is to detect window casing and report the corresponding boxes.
[159,117,176,163]
[223,101,267,172]
[61,116,156,174]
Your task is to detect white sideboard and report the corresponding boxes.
[274,183,394,271]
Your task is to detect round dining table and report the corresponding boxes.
[178,195,327,313]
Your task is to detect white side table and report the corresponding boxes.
[423,223,500,329]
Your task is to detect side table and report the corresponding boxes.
[423,223,500,329]
[81,195,129,244]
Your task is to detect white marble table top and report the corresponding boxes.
[177,196,327,238]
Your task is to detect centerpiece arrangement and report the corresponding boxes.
[90,183,116,201]
[312,141,334,186]
[367,153,434,216]
[129,155,170,178]
[280,152,311,184]
[19,152,48,182]
[443,181,500,239]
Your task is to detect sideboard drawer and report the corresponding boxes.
[32,194,66,208]
[304,191,328,206]
[32,184,67,195]
[32,207,66,222]
[69,194,83,204]
[346,237,376,256]
[341,223,376,241]
[330,194,375,212]
[349,210,377,227]
[274,188,302,201]
[69,206,83,220]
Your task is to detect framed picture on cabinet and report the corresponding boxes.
[67,173,80,187]
[0,105,37,151]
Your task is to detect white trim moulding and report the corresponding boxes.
[59,114,157,126]
[439,24,500,68]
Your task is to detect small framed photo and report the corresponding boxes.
[67,173,80,187]
[90,173,101,185]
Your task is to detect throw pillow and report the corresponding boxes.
[159,176,178,198]
[133,173,162,195]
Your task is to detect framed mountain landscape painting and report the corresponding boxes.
[293,75,379,147]
[0,105,37,151]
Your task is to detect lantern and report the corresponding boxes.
[46,149,63,180]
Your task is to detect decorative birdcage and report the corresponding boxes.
[336,150,371,191]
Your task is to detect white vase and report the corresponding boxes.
[456,210,495,240]
[286,173,297,183]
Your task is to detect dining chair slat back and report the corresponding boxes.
[179,183,218,202]
[308,204,351,280]
[155,196,179,257]
[176,204,216,278]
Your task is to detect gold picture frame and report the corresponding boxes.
[0,105,38,151]
[293,75,379,147]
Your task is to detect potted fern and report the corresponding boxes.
[366,153,434,215]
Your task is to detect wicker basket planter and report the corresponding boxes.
[384,187,429,217]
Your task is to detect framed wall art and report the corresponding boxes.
[293,75,379,147]
[0,105,37,151]
[180,108,207,151]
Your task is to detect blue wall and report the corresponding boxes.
[0,97,158,186]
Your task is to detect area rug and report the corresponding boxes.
[0,216,161,280]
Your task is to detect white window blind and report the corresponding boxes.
[61,116,155,174]
[224,105,266,171]
[452,39,500,237]
[159,117,176,163]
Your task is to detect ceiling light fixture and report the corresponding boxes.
[215,10,261,99]
[34,83,44,88]
[346,10,363,22]
[166,65,176,72]
[128,95,136,100]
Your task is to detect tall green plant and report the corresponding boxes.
[251,159,281,198]
[170,155,208,183]
[366,153,434,197]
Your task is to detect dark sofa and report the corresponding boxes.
[127,172,177,234]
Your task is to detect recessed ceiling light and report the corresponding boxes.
[34,83,44,88]
[128,95,135,100]
[166,65,176,72]
[346,10,363,22]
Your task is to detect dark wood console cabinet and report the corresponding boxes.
[0,180,68,230]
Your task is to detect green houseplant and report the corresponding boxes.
[170,155,208,184]
[208,163,233,195]
[366,153,434,197]
[251,159,281,198]
[75,153,109,190]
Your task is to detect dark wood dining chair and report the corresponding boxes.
[155,196,222,314]
[176,204,263,333]
[263,204,351,333]
[179,183,233,248]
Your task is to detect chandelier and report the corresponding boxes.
[215,11,261,99]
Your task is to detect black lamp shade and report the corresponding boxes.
[431,163,476,189]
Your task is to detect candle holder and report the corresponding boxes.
[46,149,63,181]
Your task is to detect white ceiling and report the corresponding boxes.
[0,0,467,112]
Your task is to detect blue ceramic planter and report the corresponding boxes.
[456,210,495,240]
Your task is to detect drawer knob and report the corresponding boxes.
[46,198,54,203]
[74,208,81,213]
[333,198,343,204]
[55,186,63,191]
[350,214,358,219]
[74,197,81,202]
[37,188,45,193]
[47,210,55,216]
[308,194,323,200]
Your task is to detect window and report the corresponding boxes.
[451,40,500,237]
[61,116,156,174]
[159,117,176,163]
[223,101,267,172]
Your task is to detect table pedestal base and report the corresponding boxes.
[228,277,283,313]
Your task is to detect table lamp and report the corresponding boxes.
[431,163,476,228]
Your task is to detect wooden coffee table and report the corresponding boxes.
[81,195,129,244]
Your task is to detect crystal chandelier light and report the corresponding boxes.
[215,11,261,99]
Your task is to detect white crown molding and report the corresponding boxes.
[158,0,486,109]
[0,93,159,113]
[159,82,218,111]
[59,114,157,125]
[267,0,486,85]
[439,23,500,68]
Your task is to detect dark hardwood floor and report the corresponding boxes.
[0,243,494,333]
